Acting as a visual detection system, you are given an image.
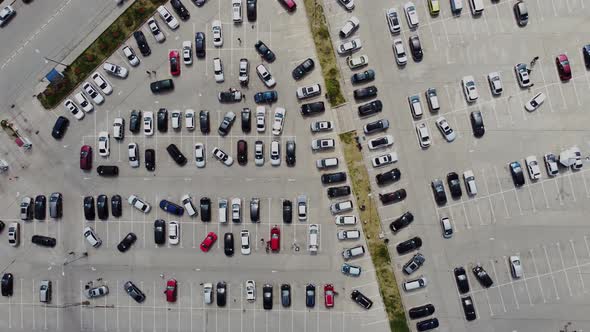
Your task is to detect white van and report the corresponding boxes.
[337,229,361,240]
[39,280,52,303]
[450,0,463,14]
[308,224,319,254]
[330,200,353,214]
[403,276,427,291]
[463,170,478,195]
[218,199,228,223]
[342,245,365,260]
[469,0,483,15]
[316,157,339,169]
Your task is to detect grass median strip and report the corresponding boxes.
[37,0,167,109]
[303,0,346,107]
[339,131,409,332]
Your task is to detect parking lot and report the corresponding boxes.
[0,0,391,331]
[323,0,590,331]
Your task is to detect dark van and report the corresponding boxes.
[96,165,119,176]
[150,79,174,93]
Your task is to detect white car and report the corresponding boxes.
[463,170,477,195]
[212,147,234,166]
[7,223,19,247]
[514,63,532,88]
[240,229,251,255]
[487,72,503,95]
[64,99,84,120]
[330,200,353,214]
[297,195,308,221]
[296,84,322,100]
[525,155,541,180]
[92,72,113,95]
[338,0,355,10]
[185,109,195,130]
[254,140,264,166]
[509,256,524,279]
[113,117,124,140]
[435,117,456,142]
[440,217,453,238]
[335,215,357,225]
[310,120,333,132]
[544,153,559,176]
[181,195,197,217]
[311,139,335,151]
[239,58,249,84]
[272,107,285,136]
[368,135,394,150]
[270,140,281,166]
[316,157,338,169]
[122,46,140,66]
[203,283,213,304]
[157,5,179,30]
[83,226,102,248]
[339,16,360,38]
[525,92,546,112]
[128,195,151,213]
[346,55,368,69]
[147,17,166,42]
[212,20,223,47]
[338,38,362,54]
[143,111,154,136]
[0,5,16,27]
[416,123,431,148]
[371,152,398,168]
[194,143,206,168]
[386,8,401,34]
[393,39,407,65]
[462,75,479,102]
[213,57,224,83]
[74,92,93,113]
[231,198,242,223]
[404,2,419,28]
[255,106,265,132]
[337,229,361,240]
[408,95,423,118]
[256,64,276,88]
[128,143,139,168]
[82,82,104,105]
[103,62,128,79]
[98,131,110,157]
[182,41,192,65]
[232,0,242,23]
[218,199,228,223]
[171,110,181,129]
[168,221,179,245]
[246,280,256,301]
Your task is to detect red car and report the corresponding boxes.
[270,226,280,252]
[80,145,92,170]
[165,279,177,302]
[324,284,335,308]
[279,0,296,11]
[200,232,217,252]
[555,54,571,81]
[169,50,180,76]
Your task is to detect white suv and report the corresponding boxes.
[157,6,179,30]
[232,0,242,23]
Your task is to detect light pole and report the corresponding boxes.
[43,57,68,67]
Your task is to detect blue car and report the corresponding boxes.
[159,200,184,216]
[254,90,278,104]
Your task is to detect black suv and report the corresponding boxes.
[133,31,151,56]
[241,108,251,133]
[34,195,46,220]
[454,267,470,294]
[237,140,248,165]
[282,200,292,223]
[472,265,494,288]
[300,102,325,116]
[51,116,69,139]
[166,144,187,166]
[117,232,137,252]
[470,111,485,137]
[358,100,382,117]
[247,0,257,21]
[396,236,422,255]
[254,40,276,62]
[145,149,155,171]
[321,172,347,185]
[150,79,174,93]
[263,284,273,310]
[84,196,95,220]
[327,185,351,198]
[129,110,141,133]
[97,194,109,220]
[389,211,414,233]
[157,108,168,132]
[286,140,296,166]
[170,0,190,20]
[292,58,315,80]
[154,219,166,245]
[446,172,462,198]
[351,290,373,309]
[1,273,13,296]
[199,110,210,134]
[408,303,435,319]
[353,86,377,100]
[200,197,211,222]
[376,168,401,185]
[195,32,206,58]
[31,235,56,247]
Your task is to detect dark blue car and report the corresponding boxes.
[254,90,278,104]
[159,200,184,216]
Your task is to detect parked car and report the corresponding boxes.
[351,69,375,84]
[509,161,526,187]
[454,267,470,293]
[292,58,315,80]
[200,232,217,252]
[403,253,425,274]
[117,232,137,252]
[431,179,447,205]
[350,290,373,309]
[376,168,401,185]
[124,281,145,303]
[103,62,128,78]
[488,72,503,95]
[396,236,422,255]
[389,211,413,233]
[339,16,360,38]
[462,75,478,102]
[133,31,151,56]
[34,196,47,220]
[379,189,407,204]
[525,92,546,112]
[254,40,276,62]
[472,264,494,288]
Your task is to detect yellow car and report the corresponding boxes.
[428,0,440,15]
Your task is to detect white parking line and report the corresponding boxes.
[493,166,511,218]
[489,260,507,312]
[540,181,551,208]
[542,245,560,300]
[568,175,577,202]
[529,249,546,303]
[556,242,573,297]
[569,239,586,293]
[527,186,536,213]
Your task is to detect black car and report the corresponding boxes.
[350,290,373,309]
[216,281,227,307]
[195,32,206,58]
[461,296,477,321]
[154,219,166,245]
[408,303,435,320]
[157,108,168,132]
[446,172,462,198]
[150,79,174,94]
[241,108,251,133]
[133,31,151,56]
[200,197,211,222]
[409,35,423,61]
[250,198,260,222]
[300,101,325,116]
[416,318,439,331]
[129,110,141,133]
[470,111,485,137]
[31,235,56,247]
[124,281,146,303]
[237,140,248,165]
[396,236,422,255]
[351,69,375,84]
[282,200,292,223]
[97,194,109,220]
[454,267,470,294]
[111,194,122,217]
[327,185,351,198]
[97,165,119,176]
[389,211,414,233]
[376,168,401,185]
[583,45,590,69]
[431,179,447,205]
[254,90,278,104]
[280,284,291,307]
[193,0,206,6]
[305,284,316,308]
[34,195,46,220]
[84,196,95,220]
[224,233,234,256]
[263,284,273,310]
[321,172,347,185]
[246,0,256,21]
[358,100,382,117]
[170,0,190,20]
[145,149,155,171]
[199,110,210,134]
[254,40,276,62]
[0,220,4,233]
[379,189,406,205]
[292,58,315,80]
[218,113,236,136]
[472,265,494,288]
[364,119,389,134]
[509,161,525,187]
[1,273,13,296]
[166,144,187,166]
[51,116,69,139]
[286,140,296,166]
[353,85,378,100]
[117,232,137,252]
